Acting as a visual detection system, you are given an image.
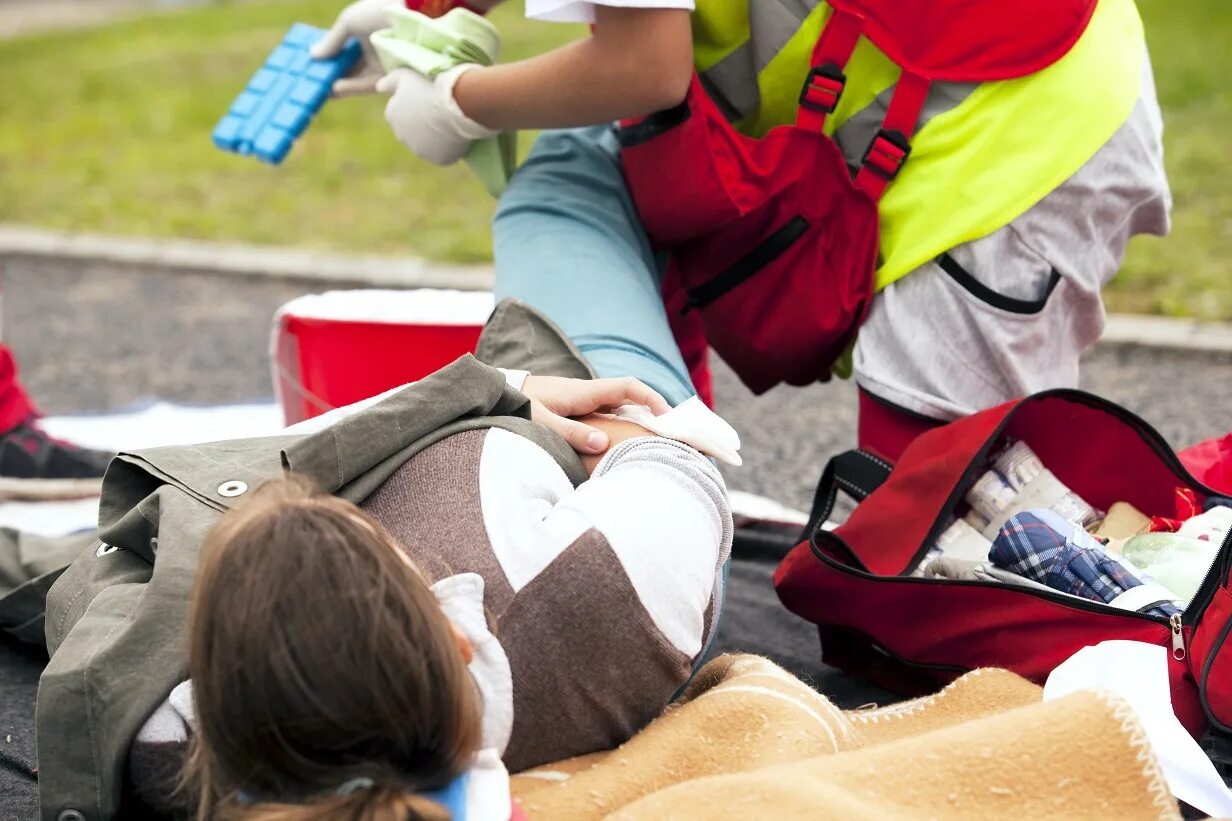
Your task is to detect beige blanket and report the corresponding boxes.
[512,655,1179,820]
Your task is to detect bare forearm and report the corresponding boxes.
[577,415,656,475]
[453,7,692,131]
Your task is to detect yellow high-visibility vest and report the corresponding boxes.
[690,0,1144,290]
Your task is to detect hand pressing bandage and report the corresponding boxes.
[610,397,742,466]
[377,64,497,166]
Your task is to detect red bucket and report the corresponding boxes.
[271,289,494,425]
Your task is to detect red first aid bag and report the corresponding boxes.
[1182,433,1232,497]
[774,390,1232,736]
[620,76,878,393]
[620,0,1097,394]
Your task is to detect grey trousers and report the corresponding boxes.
[0,528,96,645]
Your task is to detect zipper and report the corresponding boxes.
[683,216,810,312]
[1171,613,1187,661]
[617,98,692,148]
[801,388,1232,727]
[1183,528,1232,627]
[1189,527,1232,731]
[867,636,970,675]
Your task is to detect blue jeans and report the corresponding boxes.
[493,125,696,406]
[494,126,725,675]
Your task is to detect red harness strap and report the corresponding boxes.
[795,9,933,202]
[621,0,1099,395]
[795,8,864,133]
[853,70,932,200]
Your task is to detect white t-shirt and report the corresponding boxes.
[526,0,693,25]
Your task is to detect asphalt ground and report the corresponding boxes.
[6,257,1230,508]
[0,257,1230,818]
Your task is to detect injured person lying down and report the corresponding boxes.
[148,380,730,818]
[29,349,732,820]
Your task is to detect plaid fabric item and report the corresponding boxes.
[990,509,1181,619]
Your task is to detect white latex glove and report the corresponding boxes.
[309,0,401,97]
[376,64,498,166]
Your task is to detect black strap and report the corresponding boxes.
[803,449,894,542]
[730,526,808,565]
[616,99,692,148]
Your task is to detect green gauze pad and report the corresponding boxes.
[371,7,515,197]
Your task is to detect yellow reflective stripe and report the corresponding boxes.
[875,0,1143,288]
[737,4,826,135]
[691,1,751,72]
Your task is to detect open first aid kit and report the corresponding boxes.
[775,389,1232,737]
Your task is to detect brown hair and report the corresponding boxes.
[184,475,482,821]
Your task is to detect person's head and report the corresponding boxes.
[185,474,481,821]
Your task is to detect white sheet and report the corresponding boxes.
[1045,640,1232,818]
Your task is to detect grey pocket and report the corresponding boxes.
[936,252,1061,316]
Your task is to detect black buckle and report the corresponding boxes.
[860,128,912,181]
[798,63,846,115]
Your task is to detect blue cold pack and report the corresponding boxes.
[212,23,361,164]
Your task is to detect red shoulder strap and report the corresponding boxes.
[853,70,931,200]
[827,0,1099,82]
[796,8,864,133]
[794,8,932,202]
[796,0,1095,200]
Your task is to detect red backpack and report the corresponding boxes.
[620,0,1098,394]
[773,390,1232,737]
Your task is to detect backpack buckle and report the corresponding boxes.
[860,128,912,181]
[798,64,846,115]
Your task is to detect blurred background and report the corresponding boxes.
[1,8,1230,819]
[0,0,585,263]
[0,0,1228,318]
[0,0,1228,511]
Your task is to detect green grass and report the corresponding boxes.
[0,1,580,262]
[1110,0,1232,320]
[0,0,1228,317]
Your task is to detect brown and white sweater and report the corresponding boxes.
[361,422,732,771]
[131,373,732,785]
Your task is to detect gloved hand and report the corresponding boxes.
[376,64,498,166]
[310,0,402,97]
